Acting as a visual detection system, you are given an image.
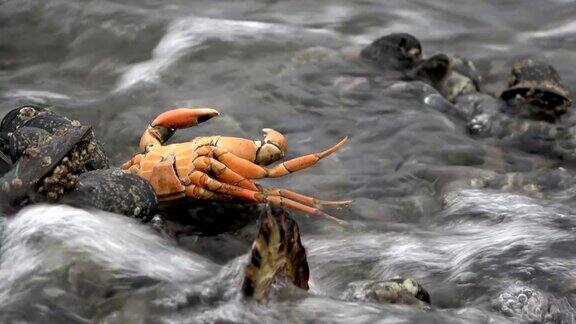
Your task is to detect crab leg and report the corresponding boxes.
[184,171,345,224]
[210,137,348,179]
[121,153,145,172]
[191,155,350,208]
[185,184,234,201]
[191,156,259,191]
[261,187,352,207]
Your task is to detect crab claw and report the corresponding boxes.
[140,108,220,152]
[255,128,288,165]
[151,108,220,129]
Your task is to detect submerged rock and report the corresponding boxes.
[343,278,431,309]
[407,54,479,102]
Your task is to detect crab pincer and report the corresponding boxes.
[139,108,220,152]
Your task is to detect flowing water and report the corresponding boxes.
[2,0,576,323]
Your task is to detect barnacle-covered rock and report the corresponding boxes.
[342,278,431,309]
[0,105,109,170]
[493,283,562,323]
[61,168,158,221]
[242,205,309,302]
[2,106,66,133]
[0,126,94,210]
[0,106,162,219]
[500,59,572,122]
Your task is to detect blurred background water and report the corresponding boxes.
[2,0,576,322]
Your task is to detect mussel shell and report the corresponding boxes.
[84,141,109,170]
[0,105,51,133]
[0,126,92,210]
[408,53,451,85]
[21,111,78,134]
[1,106,77,134]
[8,126,53,161]
[0,150,10,176]
[61,168,158,222]
[361,33,422,71]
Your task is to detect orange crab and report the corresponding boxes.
[121,108,350,223]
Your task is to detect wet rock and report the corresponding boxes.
[156,200,259,235]
[342,278,431,309]
[451,55,483,93]
[290,46,341,66]
[501,59,572,119]
[408,54,479,102]
[360,33,422,71]
[0,105,110,170]
[61,168,158,222]
[0,126,93,211]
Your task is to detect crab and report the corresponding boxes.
[121,108,351,224]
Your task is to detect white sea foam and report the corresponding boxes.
[305,190,575,294]
[115,16,335,91]
[0,205,217,306]
[521,19,576,39]
[2,90,71,102]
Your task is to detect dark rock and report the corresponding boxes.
[62,168,158,222]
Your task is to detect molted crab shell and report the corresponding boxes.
[242,205,309,302]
